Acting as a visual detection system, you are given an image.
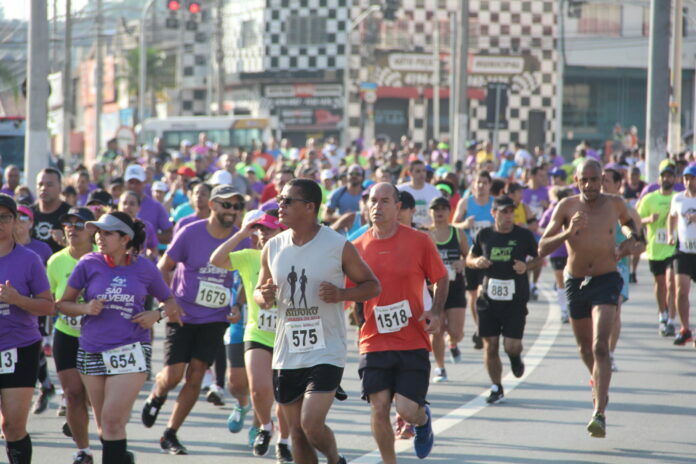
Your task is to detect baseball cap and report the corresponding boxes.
[152,181,168,193]
[320,169,335,181]
[659,159,676,175]
[429,196,451,209]
[0,193,17,217]
[210,185,244,202]
[87,213,134,238]
[493,195,515,211]
[176,166,196,178]
[209,170,233,186]
[172,151,185,160]
[252,213,283,230]
[124,164,146,182]
[86,189,114,207]
[398,190,416,210]
[181,139,192,147]
[242,209,265,228]
[59,206,95,223]
[550,167,567,179]
[17,205,33,220]
[683,162,696,177]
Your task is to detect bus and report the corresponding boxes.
[138,116,274,151]
[0,116,25,169]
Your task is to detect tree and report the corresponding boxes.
[122,47,176,118]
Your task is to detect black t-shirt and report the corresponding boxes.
[471,225,538,302]
[31,202,71,253]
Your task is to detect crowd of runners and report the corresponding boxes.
[0,134,695,464]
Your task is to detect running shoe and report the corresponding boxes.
[530,286,539,301]
[275,443,293,463]
[629,272,637,284]
[72,450,93,464]
[206,384,225,406]
[227,403,251,433]
[248,426,259,448]
[141,395,166,428]
[336,455,347,464]
[449,345,462,364]
[509,355,525,378]
[253,427,273,456]
[610,356,618,372]
[57,404,66,417]
[486,384,504,404]
[472,331,483,350]
[664,322,676,337]
[43,344,53,357]
[586,412,606,438]
[335,385,348,401]
[125,451,135,464]
[561,311,569,324]
[413,405,434,459]
[673,328,693,346]
[160,431,188,455]
[62,421,72,437]
[659,321,669,337]
[432,368,448,383]
[33,384,55,414]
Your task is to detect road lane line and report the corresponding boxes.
[349,287,562,464]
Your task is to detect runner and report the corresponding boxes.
[453,170,495,349]
[0,193,55,464]
[667,162,696,347]
[351,182,446,463]
[428,196,468,381]
[255,178,380,464]
[539,159,643,438]
[465,195,541,404]
[47,207,96,464]
[397,160,442,228]
[210,209,293,462]
[636,163,678,338]
[141,185,247,455]
[57,212,181,464]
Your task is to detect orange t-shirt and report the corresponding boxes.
[351,225,447,354]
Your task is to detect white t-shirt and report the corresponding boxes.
[397,182,443,227]
[670,192,696,254]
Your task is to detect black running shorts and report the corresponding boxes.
[565,271,623,320]
[273,364,343,405]
[675,252,696,281]
[53,329,79,372]
[358,349,430,406]
[0,341,40,389]
[164,322,228,366]
[648,257,674,277]
[476,296,527,339]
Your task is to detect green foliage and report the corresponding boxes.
[122,47,176,100]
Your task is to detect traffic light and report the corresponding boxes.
[382,0,400,21]
[166,0,180,11]
[187,1,201,14]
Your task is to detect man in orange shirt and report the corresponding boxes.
[351,182,449,463]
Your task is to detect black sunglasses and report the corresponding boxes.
[215,200,245,211]
[62,221,86,230]
[276,196,311,207]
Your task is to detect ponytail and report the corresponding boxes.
[128,220,147,255]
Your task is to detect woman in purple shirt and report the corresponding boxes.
[0,194,55,464]
[57,212,181,464]
[118,190,160,260]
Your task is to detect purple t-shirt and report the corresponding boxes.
[166,220,250,324]
[0,186,14,196]
[173,213,203,236]
[67,253,171,353]
[25,238,53,266]
[138,194,172,233]
[521,186,549,219]
[143,220,159,253]
[0,245,51,351]
[539,204,567,258]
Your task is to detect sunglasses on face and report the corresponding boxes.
[276,196,310,207]
[62,221,86,230]
[18,215,31,223]
[215,200,245,210]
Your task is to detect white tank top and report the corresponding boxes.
[267,226,348,369]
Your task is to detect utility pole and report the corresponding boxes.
[449,13,456,148]
[555,0,565,158]
[452,1,469,164]
[216,0,225,115]
[95,0,104,162]
[433,21,441,142]
[61,0,72,169]
[646,0,670,183]
[668,0,683,154]
[139,0,156,124]
[25,0,50,189]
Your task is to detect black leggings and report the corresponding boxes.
[213,341,226,388]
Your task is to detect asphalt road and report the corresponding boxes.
[23,261,696,464]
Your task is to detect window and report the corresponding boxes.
[240,20,257,48]
[286,16,327,45]
[563,82,597,130]
[577,4,621,36]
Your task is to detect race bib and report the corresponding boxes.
[0,348,17,374]
[445,264,456,281]
[285,319,325,353]
[101,342,147,375]
[62,315,83,330]
[374,300,413,334]
[487,278,515,301]
[257,307,278,333]
[655,228,668,245]
[472,220,491,238]
[683,239,696,252]
[195,281,231,308]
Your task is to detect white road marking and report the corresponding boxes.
[349,287,562,464]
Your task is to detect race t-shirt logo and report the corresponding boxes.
[34,221,53,240]
[286,265,309,310]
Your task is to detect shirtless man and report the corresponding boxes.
[539,159,644,438]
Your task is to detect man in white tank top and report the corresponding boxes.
[254,179,380,464]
